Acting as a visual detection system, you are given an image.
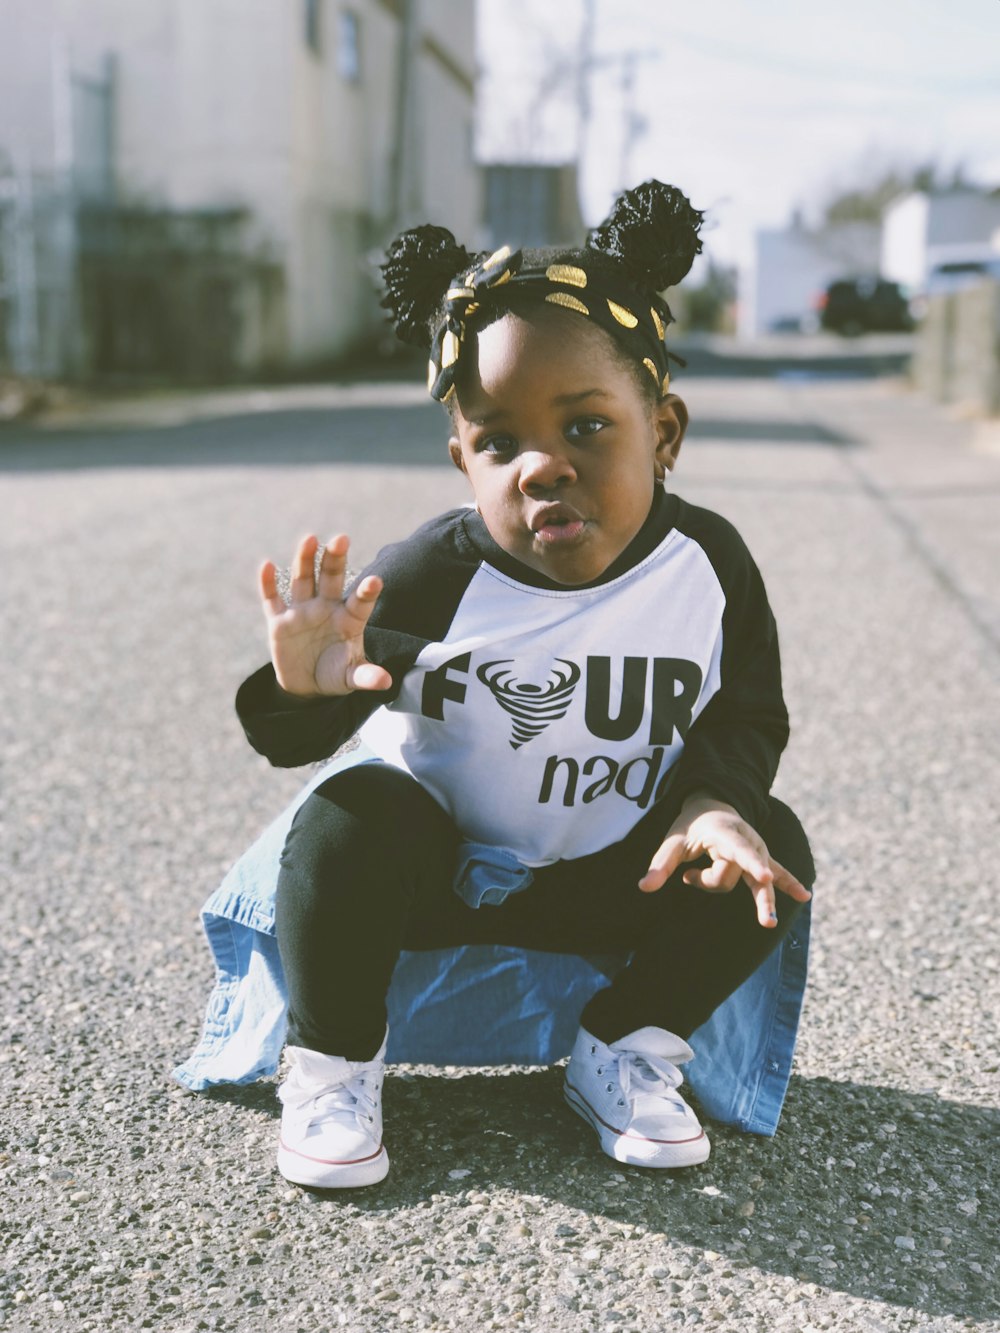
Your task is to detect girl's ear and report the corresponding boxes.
[653,394,688,478]
[448,437,467,475]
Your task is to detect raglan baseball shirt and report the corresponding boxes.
[237,487,789,864]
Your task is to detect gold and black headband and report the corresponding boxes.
[427,245,677,404]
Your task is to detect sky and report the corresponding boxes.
[476,0,1000,269]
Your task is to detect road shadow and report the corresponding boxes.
[0,404,452,474]
[677,341,913,382]
[0,335,909,471]
[688,418,857,447]
[197,1068,997,1323]
[0,403,859,474]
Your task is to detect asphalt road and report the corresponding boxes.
[2,347,998,1333]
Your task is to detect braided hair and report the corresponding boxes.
[380,181,704,406]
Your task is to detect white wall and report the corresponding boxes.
[882,190,1000,288]
[0,0,481,370]
[881,193,930,288]
[740,222,882,337]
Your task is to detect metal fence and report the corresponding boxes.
[0,55,113,381]
[0,55,288,384]
[0,166,79,379]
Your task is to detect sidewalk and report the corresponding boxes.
[1,363,997,1333]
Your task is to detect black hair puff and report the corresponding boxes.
[380,225,476,348]
[586,181,704,291]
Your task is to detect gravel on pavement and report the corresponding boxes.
[1,359,997,1332]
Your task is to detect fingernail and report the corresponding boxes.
[769,912,778,922]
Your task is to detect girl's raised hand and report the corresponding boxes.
[258,534,393,698]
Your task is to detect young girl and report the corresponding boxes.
[204,181,814,1188]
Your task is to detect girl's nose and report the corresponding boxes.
[517,445,576,493]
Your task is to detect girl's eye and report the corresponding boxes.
[566,417,607,439]
[478,434,517,457]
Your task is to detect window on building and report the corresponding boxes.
[337,10,361,82]
[304,0,322,55]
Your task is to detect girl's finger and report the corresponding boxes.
[337,573,384,634]
[720,837,774,891]
[342,573,384,627]
[772,860,813,901]
[639,834,685,892]
[317,534,351,602]
[348,660,393,692]
[681,869,735,893]
[258,560,287,618]
[289,534,319,604]
[749,878,778,927]
[684,859,742,892]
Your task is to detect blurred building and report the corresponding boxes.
[0,0,479,381]
[880,188,1000,288]
[739,186,1000,338]
[739,215,881,337]
[482,163,585,249]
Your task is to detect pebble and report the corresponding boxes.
[894,1237,916,1250]
[7,373,999,1333]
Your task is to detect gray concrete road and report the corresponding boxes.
[1,356,998,1333]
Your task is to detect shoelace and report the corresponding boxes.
[598,1050,687,1108]
[287,1069,381,1126]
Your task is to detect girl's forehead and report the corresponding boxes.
[454,313,645,427]
[466,310,629,394]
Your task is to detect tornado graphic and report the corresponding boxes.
[477,658,581,749]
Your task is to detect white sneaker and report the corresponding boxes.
[564,1025,711,1168]
[276,1035,389,1188]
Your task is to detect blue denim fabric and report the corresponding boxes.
[173,744,811,1136]
[453,843,535,907]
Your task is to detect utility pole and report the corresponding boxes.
[388,0,422,236]
[576,0,595,168]
[51,34,82,378]
[571,3,657,209]
[617,51,649,193]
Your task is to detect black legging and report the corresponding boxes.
[276,763,815,1061]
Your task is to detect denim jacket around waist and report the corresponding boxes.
[173,743,811,1136]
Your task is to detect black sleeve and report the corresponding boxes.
[235,664,385,767]
[235,510,481,767]
[664,504,789,830]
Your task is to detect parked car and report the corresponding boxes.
[813,277,914,336]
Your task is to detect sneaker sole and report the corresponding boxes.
[564,1083,710,1168]
[277,1141,389,1189]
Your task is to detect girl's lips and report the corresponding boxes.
[531,505,586,542]
[535,519,586,543]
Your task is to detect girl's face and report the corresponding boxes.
[449,310,687,586]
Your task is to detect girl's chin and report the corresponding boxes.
[525,537,616,585]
